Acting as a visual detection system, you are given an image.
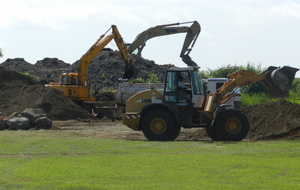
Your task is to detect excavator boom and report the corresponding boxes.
[46,24,136,102]
[78,25,135,85]
[127,21,201,66]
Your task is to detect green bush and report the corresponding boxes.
[146,73,160,83]
[129,78,144,83]
[129,73,161,83]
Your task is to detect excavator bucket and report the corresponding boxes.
[260,66,299,98]
[122,65,139,80]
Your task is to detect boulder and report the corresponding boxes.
[21,108,46,125]
[7,117,30,130]
[34,117,52,129]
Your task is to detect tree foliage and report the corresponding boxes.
[201,62,263,78]
[291,78,300,95]
[0,48,3,57]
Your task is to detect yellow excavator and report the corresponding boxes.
[46,25,136,104]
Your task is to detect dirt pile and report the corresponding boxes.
[0,54,168,121]
[0,68,92,120]
[183,100,300,141]
[0,53,167,89]
[241,100,300,140]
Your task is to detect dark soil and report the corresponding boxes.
[1,55,299,140]
[0,53,167,90]
[241,100,300,140]
[0,68,93,120]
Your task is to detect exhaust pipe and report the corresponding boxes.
[260,66,299,98]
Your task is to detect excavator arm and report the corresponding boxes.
[78,25,135,86]
[126,21,201,66]
[204,66,299,115]
[46,25,136,102]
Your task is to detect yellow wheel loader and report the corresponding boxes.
[122,65,298,141]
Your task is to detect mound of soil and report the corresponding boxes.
[0,67,92,120]
[0,54,168,121]
[241,100,300,140]
[0,53,167,90]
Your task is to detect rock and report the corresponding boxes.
[34,117,52,129]
[10,112,21,118]
[21,108,46,125]
[7,117,30,130]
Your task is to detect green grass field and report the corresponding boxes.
[0,130,300,190]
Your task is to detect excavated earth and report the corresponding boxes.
[0,54,299,141]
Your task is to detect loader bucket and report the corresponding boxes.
[260,66,299,98]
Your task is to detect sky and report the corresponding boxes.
[0,0,299,77]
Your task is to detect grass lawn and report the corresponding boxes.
[0,130,300,190]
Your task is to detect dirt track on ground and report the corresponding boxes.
[52,120,209,141]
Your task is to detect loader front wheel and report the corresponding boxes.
[141,109,180,141]
[213,109,249,141]
[206,125,217,140]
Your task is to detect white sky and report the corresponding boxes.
[0,0,299,77]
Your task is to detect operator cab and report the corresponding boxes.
[59,73,79,85]
[164,66,205,108]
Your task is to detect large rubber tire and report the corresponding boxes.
[205,124,217,141]
[141,109,180,141]
[213,109,249,141]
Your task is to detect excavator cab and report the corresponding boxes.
[260,66,299,98]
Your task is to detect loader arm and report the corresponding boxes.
[204,66,299,115]
[127,21,200,66]
[78,25,135,86]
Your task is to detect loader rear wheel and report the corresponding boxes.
[213,109,249,141]
[141,109,180,141]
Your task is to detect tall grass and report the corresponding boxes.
[241,91,300,107]
[286,91,300,104]
[241,92,273,107]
